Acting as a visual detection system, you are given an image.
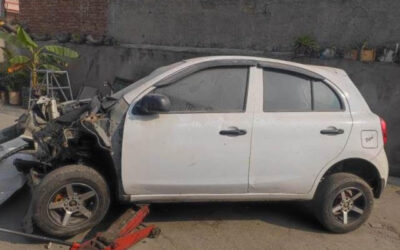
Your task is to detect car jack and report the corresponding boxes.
[0,205,159,250]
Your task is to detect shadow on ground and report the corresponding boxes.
[0,187,325,246]
[144,201,323,232]
[0,186,35,245]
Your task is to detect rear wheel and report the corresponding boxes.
[313,173,373,233]
[32,165,110,237]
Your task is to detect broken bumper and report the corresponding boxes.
[0,137,31,205]
[0,154,26,204]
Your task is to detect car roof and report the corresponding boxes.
[123,56,369,112]
[182,56,348,82]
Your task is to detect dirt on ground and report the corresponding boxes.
[1,106,400,250]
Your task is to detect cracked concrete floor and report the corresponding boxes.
[1,106,400,250]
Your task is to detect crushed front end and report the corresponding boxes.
[0,94,128,209]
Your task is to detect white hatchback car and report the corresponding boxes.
[7,56,388,236]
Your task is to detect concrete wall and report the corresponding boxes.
[66,45,206,96]
[108,0,400,50]
[66,44,400,176]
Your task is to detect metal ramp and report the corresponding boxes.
[28,70,73,108]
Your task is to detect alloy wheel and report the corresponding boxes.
[331,187,366,225]
[47,183,99,227]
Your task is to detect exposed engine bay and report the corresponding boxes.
[0,94,129,212]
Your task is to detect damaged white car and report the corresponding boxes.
[0,56,388,236]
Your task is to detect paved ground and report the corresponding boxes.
[1,105,400,250]
[0,104,25,127]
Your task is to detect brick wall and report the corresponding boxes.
[19,0,109,37]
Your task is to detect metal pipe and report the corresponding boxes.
[0,227,74,247]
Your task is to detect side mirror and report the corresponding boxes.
[134,93,171,115]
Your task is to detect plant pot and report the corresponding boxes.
[8,91,21,105]
[360,49,376,62]
[344,49,358,60]
[0,90,7,105]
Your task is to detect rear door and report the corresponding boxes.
[122,66,257,195]
[249,68,353,194]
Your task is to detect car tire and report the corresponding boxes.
[313,173,373,233]
[32,164,110,237]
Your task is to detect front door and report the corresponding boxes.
[122,66,256,195]
[249,68,353,194]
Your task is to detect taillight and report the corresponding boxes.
[380,117,387,145]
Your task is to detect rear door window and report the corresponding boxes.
[263,69,342,112]
[263,70,312,112]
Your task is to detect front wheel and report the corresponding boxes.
[313,173,374,233]
[32,165,110,237]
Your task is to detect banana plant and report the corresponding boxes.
[0,26,79,92]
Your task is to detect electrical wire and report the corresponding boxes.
[79,120,111,151]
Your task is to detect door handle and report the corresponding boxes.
[320,126,344,135]
[220,127,247,137]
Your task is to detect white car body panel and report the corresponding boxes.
[249,112,353,194]
[122,67,258,195]
[119,56,388,202]
[122,112,254,194]
[249,68,353,194]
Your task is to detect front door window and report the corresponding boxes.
[153,67,249,113]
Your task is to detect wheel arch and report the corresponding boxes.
[69,135,119,202]
[314,158,383,199]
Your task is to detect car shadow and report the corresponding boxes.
[0,189,327,246]
[145,201,325,233]
[83,200,326,242]
[0,186,39,245]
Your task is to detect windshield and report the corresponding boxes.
[111,61,184,99]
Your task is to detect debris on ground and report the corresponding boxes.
[0,205,159,250]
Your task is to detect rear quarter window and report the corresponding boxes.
[263,70,312,112]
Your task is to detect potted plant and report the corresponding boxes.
[320,46,337,59]
[360,42,376,62]
[71,33,86,44]
[5,71,29,105]
[344,47,359,60]
[6,78,20,105]
[0,26,79,96]
[294,35,320,58]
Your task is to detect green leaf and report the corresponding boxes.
[16,26,38,49]
[40,52,65,61]
[9,55,30,64]
[40,53,67,68]
[0,31,25,48]
[43,45,79,58]
[41,64,61,71]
